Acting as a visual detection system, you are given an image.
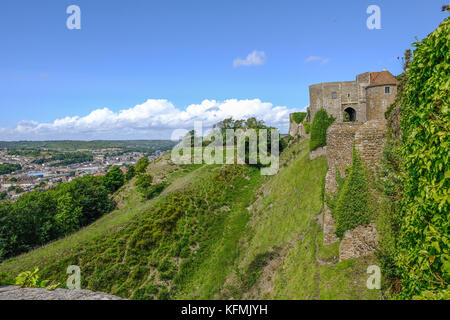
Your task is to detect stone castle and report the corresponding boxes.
[309,69,398,123]
[290,69,399,261]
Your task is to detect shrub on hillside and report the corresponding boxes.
[309,109,335,151]
[397,17,449,299]
[292,112,307,124]
[135,157,149,174]
[333,147,372,238]
[146,182,166,200]
[125,164,136,181]
[103,166,125,193]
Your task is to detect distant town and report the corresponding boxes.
[0,140,177,200]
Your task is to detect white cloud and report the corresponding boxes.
[233,50,267,67]
[0,99,300,140]
[305,56,331,65]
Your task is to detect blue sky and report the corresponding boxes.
[0,0,447,139]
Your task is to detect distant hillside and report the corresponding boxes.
[0,139,378,300]
[0,140,177,153]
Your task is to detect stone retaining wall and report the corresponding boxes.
[0,286,124,300]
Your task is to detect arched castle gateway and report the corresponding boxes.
[308,70,398,123]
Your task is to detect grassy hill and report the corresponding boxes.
[0,139,379,300]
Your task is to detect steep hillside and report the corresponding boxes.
[0,139,379,300]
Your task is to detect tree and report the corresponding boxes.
[135,157,149,174]
[103,166,125,193]
[135,174,154,194]
[55,193,82,235]
[125,164,136,181]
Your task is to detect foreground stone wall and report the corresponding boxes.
[0,286,124,300]
[321,120,387,260]
[325,120,387,193]
[355,120,387,170]
[325,122,362,193]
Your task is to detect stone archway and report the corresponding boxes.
[343,107,356,122]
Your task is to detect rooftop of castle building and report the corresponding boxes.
[369,70,398,87]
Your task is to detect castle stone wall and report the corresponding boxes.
[366,85,397,121]
[325,121,387,193]
[355,120,387,170]
[325,122,362,193]
[309,81,357,122]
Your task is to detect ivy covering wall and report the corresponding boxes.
[397,17,449,299]
[309,109,335,151]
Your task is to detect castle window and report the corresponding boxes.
[385,86,391,94]
[347,93,350,98]
[331,92,337,99]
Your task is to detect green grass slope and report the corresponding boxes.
[0,139,380,300]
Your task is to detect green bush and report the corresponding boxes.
[135,157,149,174]
[103,166,125,193]
[135,174,154,197]
[292,112,307,124]
[304,122,311,134]
[146,182,166,200]
[125,165,136,181]
[309,109,335,151]
[333,148,372,238]
[396,17,449,299]
[0,272,13,285]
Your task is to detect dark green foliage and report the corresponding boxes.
[241,250,280,290]
[32,152,93,167]
[292,112,307,124]
[135,174,154,197]
[304,122,311,134]
[396,17,449,299]
[0,163,21,175]
[135,157,150,174]
[125,165,136,181]
[146,182,166,200]
[0,192,7,200]
[0,175,115,261]
[103,166,125,193]
[14,187,24,194]
[309,109,335,151]
[0,272,12,285]
[332,148,372,238]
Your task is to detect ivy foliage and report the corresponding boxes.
[328,147,373,239]
[309,109,335,151]
[14,267,59,290]
[292,112,307,124]
[397,17,450,298]
[304,122,311,134]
